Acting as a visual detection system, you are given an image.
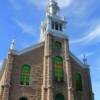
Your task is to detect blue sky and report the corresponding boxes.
[0,0,100,99]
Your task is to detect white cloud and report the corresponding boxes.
[78,52,94,59]
[92,59,100,70]
[93,67,100,71]
[15,20,36,36]
[85,52,94,57]
[25,0,72,8]
[55,0,72,8]
[70,0,94,16]
[92,81,100,100]
[70,24,100,45]
[9,0,22,9]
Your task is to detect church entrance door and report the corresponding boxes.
[20,97,27,100]
[55,94,65,100]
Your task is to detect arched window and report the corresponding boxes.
[53,56,64,81]
[75,73,83,91]
[20,97,27,100]
[55,93,65,100]
[55,41,62,49]
[20,65,30,85]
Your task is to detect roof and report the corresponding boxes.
[13,42,44,55]
[70,52,87,68]
[11,42,87,68]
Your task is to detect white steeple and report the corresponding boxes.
[40,0,67,41]
[10,39,16,50]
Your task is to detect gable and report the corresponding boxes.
[13,42,44,56]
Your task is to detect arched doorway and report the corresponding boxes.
[55,93,65,100]
[20,97,27,100]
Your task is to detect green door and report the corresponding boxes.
[55,94,65,100]
[20,97,27,100]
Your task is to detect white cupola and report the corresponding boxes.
[40,0,67,41]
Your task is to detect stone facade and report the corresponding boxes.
[0,34,94,100]
[0,43,44,100]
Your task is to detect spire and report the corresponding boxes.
[10,39,16,50]
[46,0,60,16]
[40,0,67,41]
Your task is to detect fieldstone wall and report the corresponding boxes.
[9,45,44,100]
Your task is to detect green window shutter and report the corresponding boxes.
[75,73,83,91]
[55,93,65,100]
[20,65,30,85]
[54,41,62,49]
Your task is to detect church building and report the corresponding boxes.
[0,0,94,100]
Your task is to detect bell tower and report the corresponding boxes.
[41,0,75,100]
[40,0,67,41]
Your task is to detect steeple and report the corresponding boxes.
[46,0,60,16]
[40,0,67,41]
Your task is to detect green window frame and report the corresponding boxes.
[20,64,30,85]
[53,56,64,82]
[54,41,62,49]
[75,73,83,91]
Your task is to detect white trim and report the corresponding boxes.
[48,15,66,23]
[47,29,67,37]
